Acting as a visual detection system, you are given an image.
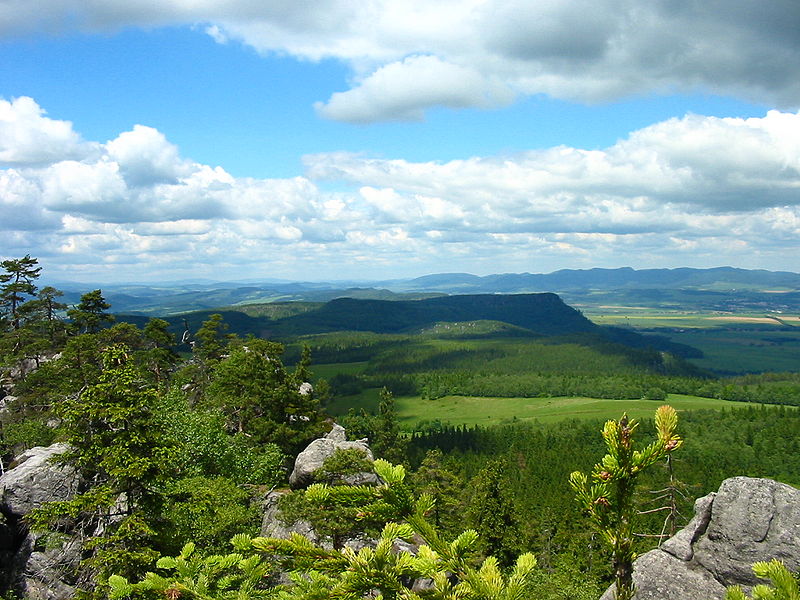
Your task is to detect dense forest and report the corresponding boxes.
[1,256,798,600]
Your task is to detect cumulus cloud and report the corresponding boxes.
[306,110,800,214]
[2,1,799,122]
[105,125,192,187]
[3,98,800,280]
[0,97,96,165]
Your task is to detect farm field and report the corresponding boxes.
[581,309,800,374]
[584,309,798,328]
[325,391,781,430]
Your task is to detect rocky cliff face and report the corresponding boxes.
[601,477,800,599]
[0,444,82,600]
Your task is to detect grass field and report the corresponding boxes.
[325,391,781,430]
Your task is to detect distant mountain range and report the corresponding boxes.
[51,266,800,316]
[393,266,800,293]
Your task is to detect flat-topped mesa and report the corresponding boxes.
[280,292,597,337]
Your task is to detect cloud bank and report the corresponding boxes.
[2,97,799,280]
[2,1,799,122]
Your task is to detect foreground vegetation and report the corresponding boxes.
[2,257,799,599]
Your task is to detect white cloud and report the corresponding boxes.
[3,98,800,279]
[2,2,799,122]
[306,110,800,214]
[315,55,515,122]
[0,97,96,165]
[105,125,191,187]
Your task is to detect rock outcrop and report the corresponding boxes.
[601,477,800,599]
[288,424,378,489]
[261,489,323,545]
[0,444,82,600]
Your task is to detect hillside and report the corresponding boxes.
[54,266,800,315]
[271,293,596,336]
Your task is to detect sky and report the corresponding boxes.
[1,1,799,284]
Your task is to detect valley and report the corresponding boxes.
[2,261,800,599]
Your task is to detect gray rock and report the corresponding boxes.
[599,550,727,600]
[11,533,81,600]
[660,492,715,561]
[601,477,800,600]
[693,477,800,587]
[0,395,17,416]
[0,444,83,600]
[0,444,78,516]
[288,425,376,489]
[261,490,322,545]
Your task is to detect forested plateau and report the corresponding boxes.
[1,256,799,600]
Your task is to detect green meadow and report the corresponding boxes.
[326,391,779,430]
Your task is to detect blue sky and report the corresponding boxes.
[1,1,799,283]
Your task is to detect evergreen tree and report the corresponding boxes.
[410,449,465,538]
[141,318,179,385]
[570,405,682,600]
[68,289,114,334]
[194,313,232,362]
[468,459,522,568]
[372,387,405,463]
[0,254,41,331]
[32,285,68,344]
[109,460,539,600]
[29,344,171,590]
[206,336,326,454]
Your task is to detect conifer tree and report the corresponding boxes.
[0,254,41,331]
[194,313,232,362]
[468,459,522,567]
[206,336,325,454]
[29,344,171,589]
[109,460,539,600]
[411,449,466,538]
[570,405,682,600]
[68,289,114,333]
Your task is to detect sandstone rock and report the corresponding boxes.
[0,444,82,600]
[599,549,727,600]
[693,477,800,587]
[0,395,17,417]
[10,533,81,600]
[0,444,78,516]
[288,425,377,489]
[601,477,800,600]
[261,490,322,545]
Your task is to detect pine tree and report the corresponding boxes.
[28,344,172,590]
[0,254,41,331]
[372,387,405,463]
[68,289,114,334]
[206,337,325,454]
[194,313,232,362]
[109,460,539,600]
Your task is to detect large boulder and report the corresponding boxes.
[288,424,378,489]
[601,477,800,599]
[0,444,78,516]
[0,444,82,600]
